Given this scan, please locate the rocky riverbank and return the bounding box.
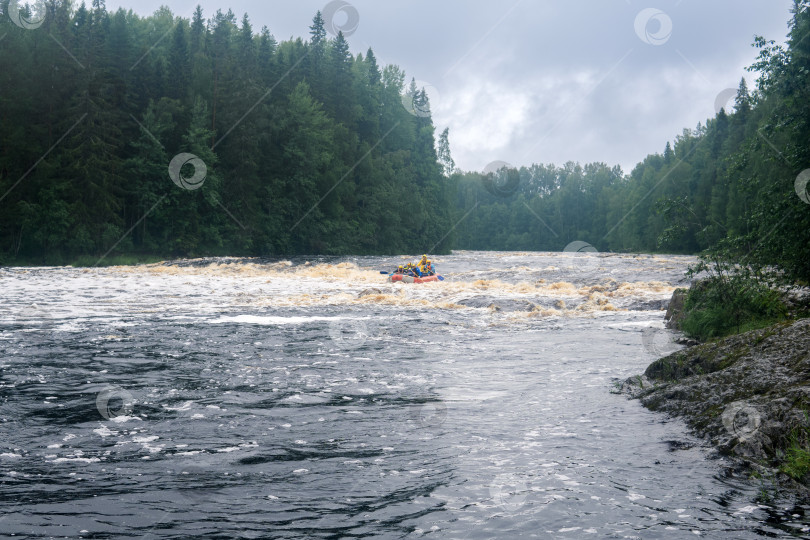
[621,317,810,492]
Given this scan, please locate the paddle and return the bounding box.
[437,275,444,281]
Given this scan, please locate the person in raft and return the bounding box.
[392,256,436,277]
[394,263,415,276]
[423,260,435,276]
[405,255,425,277]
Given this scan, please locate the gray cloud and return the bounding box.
[106,0,794,173]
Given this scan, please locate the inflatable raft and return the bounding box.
[388,274,440,284]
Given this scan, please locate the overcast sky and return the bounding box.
[106,0,795,174]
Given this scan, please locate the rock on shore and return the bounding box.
[621,318,810,488]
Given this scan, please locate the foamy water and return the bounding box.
[1,251,682,325]
[0,251,807,538]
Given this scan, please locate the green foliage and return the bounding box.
[649,4,810,339]
[0,3,455,263]
[680,256,789,340]
[454,4,809,290]
[781,428,810,480]
[2,2,809,274]
[453,162,624,251]
[437,127,455,177]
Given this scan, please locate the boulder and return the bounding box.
[357,288,383,298]
[622,318,810,493]
[456,296,538,312]
[664,288,688,329]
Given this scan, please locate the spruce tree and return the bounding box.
[437,127,455,177]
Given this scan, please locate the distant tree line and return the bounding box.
[454,2,810,283]
[0,1,456,263]
[0,1,808,285]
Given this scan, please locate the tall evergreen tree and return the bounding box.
[437,127,455,177]
[309,11,326,49]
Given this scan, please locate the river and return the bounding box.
[1,251,808,538]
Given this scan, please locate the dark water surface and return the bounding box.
[1,252,808,538]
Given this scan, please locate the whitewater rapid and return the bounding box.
[1,251,807,538]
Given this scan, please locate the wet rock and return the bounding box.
[665,439,695,451]
[622,318,810,492]
[456,296,538,312]
[454,297,491,309]
[664,288,688,329]
[627,298,670,311]
[357,288,383,298]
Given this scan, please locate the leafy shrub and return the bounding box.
[681,257,788,340]
[781,430,810,481]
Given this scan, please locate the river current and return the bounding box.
[1,251,808,538]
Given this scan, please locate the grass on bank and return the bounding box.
[779,409,810,482]
[676,250,810,342]
[782,435,810,481]
[679,276,790,341]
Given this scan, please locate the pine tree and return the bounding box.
[327,31,354,124]
[309,11,326,49]
[258,26,277,63]
[190,5,205,53]
[734,77,752,116]
[365,48,381,86]
[663,141,673,164]
[238,13,256,72]
[168,20,190,100]
[282,81,336,252]
[437,127,455,177]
